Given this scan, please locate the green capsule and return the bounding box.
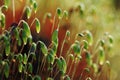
[63,10,68,19]
[64,75,70,80]
[3,35,10,56]
[34,75,41,80]
[71,40,81,56]
[100,39,105,47]
[28,63,33,73]
[29,42,36,53]
[66,30,70,37]
[0,13,5,29]
[56,58,62,70]
[46,13,52,18]
[52,29,58,46]
[22,30,28,45]
[85,51,92,66]
[78,3,85,17]
[99,46,105,65]
[22,20,31,37]
[47,53,54,64]
[4,62,9,78]
[49,49,56,56]
[13,28,19,40]
[4,0,10,7]
[27,74,33,80]
[29,0,34,5]
[92,63,98,73]
[108,35,113,44]
[23,54,27,65]
[35,18,41,33]
[5,42,10,56]
[57,8,62,19]
[17,54,23,63]
[47,77,53,80]
[86,31,93,46]
[60,57,67,73]
[29,52,36,60]
[78,33,84,37]
[18,36,22,46]
[25,6,31,19]
[38,41,48,56]
[18,62,23,73]
[69,54,74,61]
[33,1,38,13]
[83,40,88,50]
[1,5,8,10]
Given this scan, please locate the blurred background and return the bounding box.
[36,0,120,79]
